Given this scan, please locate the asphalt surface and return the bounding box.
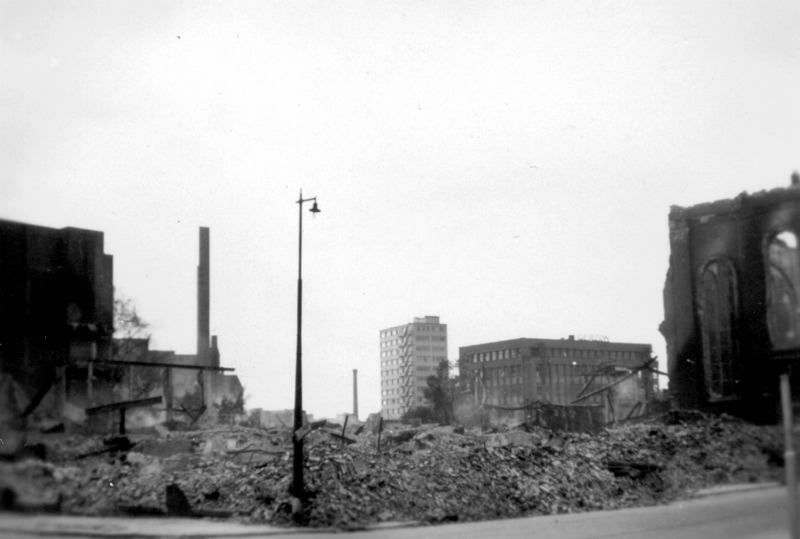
[0,483,788,539]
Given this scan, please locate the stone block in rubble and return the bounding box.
[124,451,164,474]
[481,433,509,449]
[232,451,278,465]
[414,432,437,450]
[141,460,164,476]
[125,451,148,465]
[202,437,225,455]
[502,431,540,447]
[137,439,193,458]
[384,428,422,445]
[480,431,540,449]
[365,413,383,434]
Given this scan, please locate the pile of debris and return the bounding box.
[0,413,786,529]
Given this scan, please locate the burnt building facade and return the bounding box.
[1,220,242,427]
[661,177,800,420]
[0,219,114,407]
[458,336,653,409]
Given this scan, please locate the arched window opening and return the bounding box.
[697,260,740,400]
[766,231,800,349]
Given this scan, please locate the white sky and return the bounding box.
[2,1,799,419]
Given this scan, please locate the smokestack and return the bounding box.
[197,227,210,366]
[210,335,220,368]
[353,369,359,419]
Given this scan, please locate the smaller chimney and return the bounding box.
[353,369,359,419]
[210,335,220,368]
[792,171,800,186]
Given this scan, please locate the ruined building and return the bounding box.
[0,219,242,427]
[0,219,114,413]
[111,227,243,426]
[661,175,800,421]
[380,316,448,420]
[458,336,654,427]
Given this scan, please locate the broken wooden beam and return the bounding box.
[85,396,163,416]
[88,358,235,372]
[293,420,327,442]
[329,432,357,445]
[570,370,639,405]
[341,415,349,445]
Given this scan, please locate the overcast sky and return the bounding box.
[2,1,799,419]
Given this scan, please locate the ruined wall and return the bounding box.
[0,219,113,409]
[459,337,653,411]
[662,181,800,421]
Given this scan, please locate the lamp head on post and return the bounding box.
[310,201,321,214]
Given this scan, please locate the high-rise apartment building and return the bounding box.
[380,316,448,419]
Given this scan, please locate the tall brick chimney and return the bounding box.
[353,369,359,419]
[197,227,210,366]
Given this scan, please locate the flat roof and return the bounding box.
[459,337,651,353]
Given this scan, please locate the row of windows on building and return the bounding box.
[380,335,446,347]
[480,365,523,386]
[381,356,441,367]
[381,326,445,339]
[475,362,631,381]
[465,348,643,364]
[548,349,642,361]
[381,385,428,397]
[382,387,416,396]
[381,368,434,386]
[381,361,438,377]
[382,396,426,407]
[415,345,446,352]
[381,346,446,358]
[381,368,439,379]
[474,364,635,405]
[381,365,435,374]
[466,349,520,363]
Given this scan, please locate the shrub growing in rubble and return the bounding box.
[112,293,159,399]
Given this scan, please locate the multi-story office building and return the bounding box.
[380,316,448,419]
[459,336,653,408]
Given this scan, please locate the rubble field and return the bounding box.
[0,413,787,529]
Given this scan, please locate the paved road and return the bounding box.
[0,484,790,539]
[357,486,789,539]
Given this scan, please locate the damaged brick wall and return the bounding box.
[0,219,113,414]
[661,177,800,421]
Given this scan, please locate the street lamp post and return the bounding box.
[293,191,320,499]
